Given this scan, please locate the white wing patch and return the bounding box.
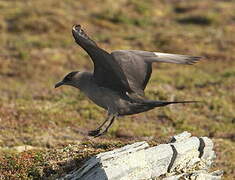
[153,52,202,65]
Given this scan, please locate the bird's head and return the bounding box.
[55,71,81,88]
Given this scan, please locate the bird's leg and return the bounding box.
[88,114,116,137]
[94,115,116,137]
[88,115,110,136]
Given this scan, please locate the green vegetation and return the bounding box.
[0,0,234,179]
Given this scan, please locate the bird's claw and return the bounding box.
[88,129,101,137]
[88,129,107,137]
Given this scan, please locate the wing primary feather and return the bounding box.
[153,52,202,65]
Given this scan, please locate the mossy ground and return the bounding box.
[0,0,234,179]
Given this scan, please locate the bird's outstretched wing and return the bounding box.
[72,25,202,99]
[72,25,132,93]
[111,50,202,96]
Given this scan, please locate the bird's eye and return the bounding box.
[63,71,78,81]
[64,75,72,81]
[64,77,70,81]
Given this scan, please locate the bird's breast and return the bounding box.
[81,83,126,112]
[81,84,156,116]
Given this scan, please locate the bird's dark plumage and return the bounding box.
[55,24,202,137]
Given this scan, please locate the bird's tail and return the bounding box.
[150,100,199,107]
[120,99,199,116]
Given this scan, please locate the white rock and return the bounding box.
[59,132,222,180]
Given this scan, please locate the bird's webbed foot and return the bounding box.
[88,128,101,137]
[89,129,108,137]
[88,114,116,137]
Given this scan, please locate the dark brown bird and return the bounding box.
[55,25,202,137]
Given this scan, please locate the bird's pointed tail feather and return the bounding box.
[152,100,199,107]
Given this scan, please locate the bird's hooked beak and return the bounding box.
[54,81,64,88]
